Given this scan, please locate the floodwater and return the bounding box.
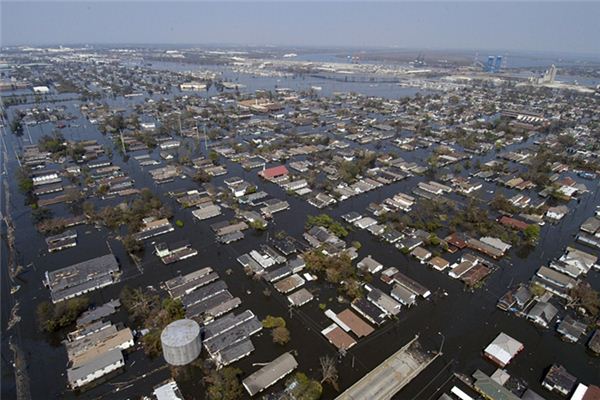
[1,67,599,400]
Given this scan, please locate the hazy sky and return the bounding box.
[2,1,599,54]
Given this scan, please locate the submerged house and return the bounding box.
[483,332,524,367]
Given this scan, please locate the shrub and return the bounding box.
[262,315,286,329]
[272,326,291,345]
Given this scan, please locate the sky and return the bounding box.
[1,1,599,55]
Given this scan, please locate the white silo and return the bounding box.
[161,319,202,366]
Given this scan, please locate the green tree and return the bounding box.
[261,315,286,329]
[286,372,323,400]
[524,224,540,245]
[205,367,243,400]
[36,297,89,332]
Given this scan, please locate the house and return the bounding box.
[588,330,600,355]
[321,323,356,350]
[342,212,362,223]
[242,353,298,397]
[364,284,401,316]
[336,309,374,337]
[397,237,423,252]
[391,284,416,306]
[67,349,124,389]
[497,285,533,312]
[571,384,600,400]
[153,379,184,400]
[527,301,558,328]
[480,237,512,254]
[542,364,576,396]
[354,216,377,230]
[410,246,432,263]
[534,266,576,297]
[556,315,587,343]
[259,165,289,180]
[557,247,597,277]
[44,254,120,303]
[391,271,431,298]
[351,298,387,326]
[472,370,520,400]
[357,256,383,274]
[445,232,468,249]
[428,256,450,271]
[483,332,524,367]
[499,216,529,231]
[546,205,569,221]
[287,289,313,307]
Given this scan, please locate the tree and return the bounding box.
[16,167,33,194]
[305,214,348,238]
[205,367,243,400]
[36,297,89,332]
[320,355,339,391]
[32,207,53,223]
[123,234,143,254]
[272,326,290,345]
[568,283,600,317]
[10,118,24,136]
[523,224,540,245]
[261,315,286,329]
[286,372,323,400]
[249,219,267,231]
[193,170,211,183]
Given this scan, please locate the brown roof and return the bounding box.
[429,256,449,269]
[499,216,529,231]
[445,232,468,249]
[323,325,356,350]
[583,385,600,400]
[461,264,491,286]
[337,309,374,337]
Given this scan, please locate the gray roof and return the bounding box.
[67,348,123,387]
[472,370,520,400]
[46,255,119,302]
[243,353,298,396]
[527,301,558,325]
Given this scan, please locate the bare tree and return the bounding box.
[320,355,339,391]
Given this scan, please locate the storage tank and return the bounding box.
[161,319,202,366]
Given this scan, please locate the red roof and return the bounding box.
[445,232,467,249]
[260,165,289,179]
[499,216,529,231]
